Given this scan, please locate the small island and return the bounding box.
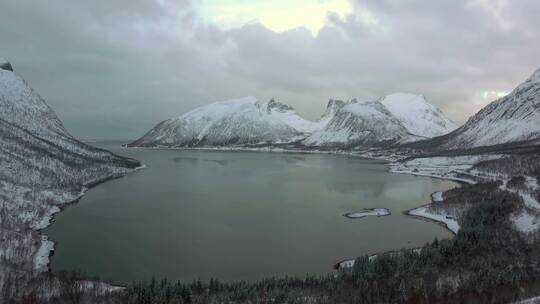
[343,208,391,219]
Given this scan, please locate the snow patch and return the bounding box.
[511,210,540,234]
[408,206,460,234]
[432,191,444,203]
[34,235,54,272]
[343,208,390,219]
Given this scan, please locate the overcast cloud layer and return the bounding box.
[1,0,539,139]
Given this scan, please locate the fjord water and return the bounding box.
[46,143,456,284]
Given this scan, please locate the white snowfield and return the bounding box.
[130,92,458,149]
[0,60,139,277]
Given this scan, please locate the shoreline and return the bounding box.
[124,145,404,162]
[404,206,459,235]
[40,145,508,284]
[34,163,146,276]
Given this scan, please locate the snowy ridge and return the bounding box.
[415,68,540,150]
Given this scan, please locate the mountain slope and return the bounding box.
[0,58,140,277]
[303,93,457,148]
[409,69,540,151]
[129,97,317,147]
[380,93,458,138]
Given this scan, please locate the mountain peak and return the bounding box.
[380,93,458,138]
[265,98,294,113]
[0,57,13,72]
[323,99,347,116]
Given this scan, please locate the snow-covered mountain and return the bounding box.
[129,97,318,147]
[303,93,458,148]
[131,93,457,149]
[412,69,540,151]
[0,58,139,274]
[380,93,458,138]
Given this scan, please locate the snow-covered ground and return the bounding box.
[391,154,540,236]
[389,154,504,184]
[511,210,540,234]
[408,206,460,234]
[431,191,444,202]
[343,208,390,219]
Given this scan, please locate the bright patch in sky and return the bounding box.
[197,0,353,34]
[480,90,509,100]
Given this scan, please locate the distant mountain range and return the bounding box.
[129,93,458,149]
[130,69,540,152]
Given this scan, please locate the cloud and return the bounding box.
[196,0,353,35]
[0,0,538,139]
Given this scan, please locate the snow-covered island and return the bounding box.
[343,208,390,219]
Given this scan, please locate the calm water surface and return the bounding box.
[46,143,457,284]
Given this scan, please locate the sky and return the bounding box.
[0,0,539,140]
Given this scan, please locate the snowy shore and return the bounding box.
[335,152,540,270]
[31,163,146,272]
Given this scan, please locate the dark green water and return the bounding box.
[46,144,456,284]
